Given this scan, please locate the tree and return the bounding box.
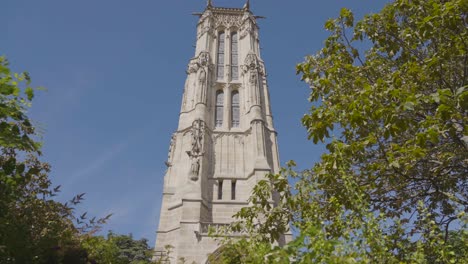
[0,56,110,263]
[213,0,468,263]
[82,232,154,264]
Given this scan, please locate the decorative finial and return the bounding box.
[243,0,250,10]
[207,0,212,8]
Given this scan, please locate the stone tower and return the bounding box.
[154,1,289,263]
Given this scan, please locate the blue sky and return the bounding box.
[2,0,389,245]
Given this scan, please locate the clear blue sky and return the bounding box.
[2,0,389,245]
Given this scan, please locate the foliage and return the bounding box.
[82,232,154,264]
[213,0,468,263]
[0,56,110,263]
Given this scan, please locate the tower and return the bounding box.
[154,1,290,263]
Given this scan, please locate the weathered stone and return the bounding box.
[154,2,291,263]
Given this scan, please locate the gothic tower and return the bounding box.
[154,1,290,263]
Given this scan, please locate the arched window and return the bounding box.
[217,32,225,80]
[231,91,239,127]
[215,90,224,127]
[230,32,239,80]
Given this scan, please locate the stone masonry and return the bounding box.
[154,1,292,263]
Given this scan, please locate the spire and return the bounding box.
[207,0,212,8]
[243,0,250,10]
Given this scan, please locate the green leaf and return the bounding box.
[25,87,34,100]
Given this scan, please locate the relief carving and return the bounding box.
[198,51,210,67]
[191,119,204,155]
[187,119,205,181]
[166,133,176,166]
[243,52,260,83]
[190,157,200,180]
[249,70,258,85]
[187,60,199,74]
[185,52,211,109]
[198,68,206,91]
[244,52,258,70]
[187,51,210,74]
[214,14,243,28]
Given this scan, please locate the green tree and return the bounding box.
[0,56,109,264]
[213,0,468,263]
[82,232,154,264]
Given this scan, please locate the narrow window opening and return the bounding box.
[230,32,238,80]
[231,91,239,127]
[231,180,236,200]
[215,90,224,127]
[217,32,225,80]
[218,180,223,200]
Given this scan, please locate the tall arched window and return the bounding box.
[217,32,225,80]
[231,91,239,127]
[215,90,224,127]
[231,32,239,80]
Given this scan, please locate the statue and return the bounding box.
[190,157,200,181]
[198,51,210,67]
[167,134,176,163]
[187,119,205,181]
[198,68,206,89]
[249,70,257,85]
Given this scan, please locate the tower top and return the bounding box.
[205,0,251,11]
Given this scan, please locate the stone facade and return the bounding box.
[154,1,291,263]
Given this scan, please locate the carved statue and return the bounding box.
[197,68,207,103]
[191,119,204,155]
[198,69,206,88]
[245,53,258,70]
[187,60,199,74]
[198,51,210,67]
[190,157,200,181]
[249,70,257,85]
[167,134,176,163]
[186,119,205,181]
[182,79,189,109]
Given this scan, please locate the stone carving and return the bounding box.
[198,51,210,67]
[191,119,204,154]
[244,52,258,70]
[242,52,264,78]
[187,60,199,74]
[182,78,190,109]
[186,119,205,181]
[166,133,176,165]
[187,51,210,74]
[197,52,210,104]
[214,14,243,28]
[190,157,200,181]
[249,70,257,85]
[197,68,207,104]
[184,52,211,108]
[243,52,260,83]
[198,68,206,88]
[188,51,210,74]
